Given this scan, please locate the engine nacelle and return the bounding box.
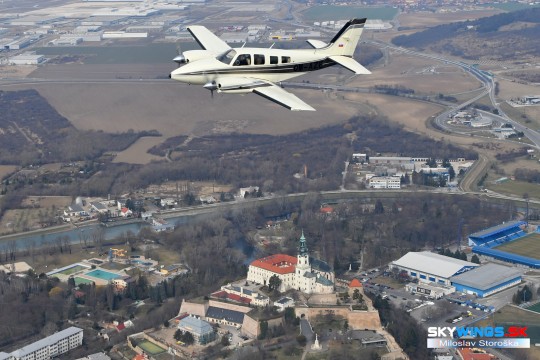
[216,77,260,94]
[175,50,212,64]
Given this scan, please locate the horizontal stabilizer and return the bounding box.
[306,39,327,49]
[329,55,371,75]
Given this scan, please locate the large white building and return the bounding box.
[247,232,334,294]
[2,327,83,360]
[390,251,478,286]
[369,176,401,189]
[9,53,46,65]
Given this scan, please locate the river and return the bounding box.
[0,212,255,263]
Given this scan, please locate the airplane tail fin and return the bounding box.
[317,18,366,57]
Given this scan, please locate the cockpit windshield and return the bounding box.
[216,49,237,64]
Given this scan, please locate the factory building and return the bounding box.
[9,53,46,65]
[390,251,478,285]
[450,263,522,298]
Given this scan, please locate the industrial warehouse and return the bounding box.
[391,252,523,298]
[450,263,522,298]
[389,251,479,286]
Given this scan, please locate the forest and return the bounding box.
[124,114,475,196]
[0,90,159,165]
[392,7,540,60]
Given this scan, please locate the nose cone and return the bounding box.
[170,66,189,82]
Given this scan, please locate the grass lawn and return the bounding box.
[473,305,540,358]
[311,315,347,335]
[487,180,540,200]
[269,345,304,360]
[495,233,540,260]
[100,262,131,271]
[371,276,405,289]
[149,247,182,266]
[57,264,88,275]
[500,102,540,130]
[74,277,94,285]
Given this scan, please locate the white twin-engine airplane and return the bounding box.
[169,18,370,111]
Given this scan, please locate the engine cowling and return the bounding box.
[216,77,264,94]
[174,50,212,64]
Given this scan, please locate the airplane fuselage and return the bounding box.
[170,47,337,86]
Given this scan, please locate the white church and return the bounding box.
[247,231,335,294]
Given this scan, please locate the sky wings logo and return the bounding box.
[427,326,530,349]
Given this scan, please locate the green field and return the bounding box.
[487,179,540,201]
[301,6,398,21]
[56,264,88,276]
[495,233,540,260]
[137,340,166,355]
[74,277,94,285]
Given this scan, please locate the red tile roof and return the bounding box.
[349,278,363,288]
[458,348,495,360]
[250,254,297,274]
[228,293,252,304]
[175,313,189,322]
[211,291,252,304]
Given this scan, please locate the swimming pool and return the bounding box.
[85,269,122,281]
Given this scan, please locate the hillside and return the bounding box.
[0,90,158,165]
[392,7,540,61]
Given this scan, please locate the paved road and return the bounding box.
[365,39,540,150]
[459,154,489,192]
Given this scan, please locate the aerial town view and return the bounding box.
[1,0,540,359]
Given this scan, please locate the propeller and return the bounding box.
[203,80,218,99]
[173,43,186,67]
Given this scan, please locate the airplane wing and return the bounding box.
[329,55,371,75]
[187,25,231,53]
[215,77,315,111]
[253,84,316,111]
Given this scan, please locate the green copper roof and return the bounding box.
[299,230,308,256]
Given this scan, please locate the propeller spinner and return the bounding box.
[203,80,218,98]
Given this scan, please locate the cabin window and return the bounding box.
[254,54,265,65]
[281,56,291,63]
[216,49,236,64]
[234,54,251,66]
[270,56,278,65]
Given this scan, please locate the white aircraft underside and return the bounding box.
[170,19,370,111]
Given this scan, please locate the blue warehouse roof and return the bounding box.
[450,263,522,290]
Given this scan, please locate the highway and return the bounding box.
[365,39,540,150]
